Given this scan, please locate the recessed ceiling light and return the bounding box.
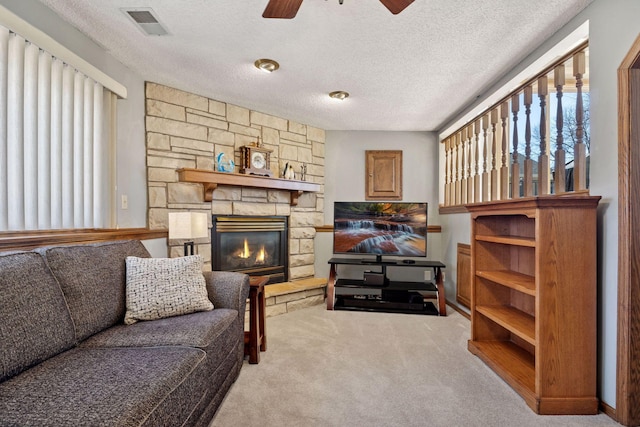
[254,59,280,73]
[329,91,349,100]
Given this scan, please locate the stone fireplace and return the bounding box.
[144,82,325,282]
[211,215,288,283]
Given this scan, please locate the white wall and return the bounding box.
[142,238,170,258]
[315,130,443,285]
[437,0,640,407]
[0,0,148,229]
[436,212,469,309]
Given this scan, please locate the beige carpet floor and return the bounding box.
[210,304,619,427]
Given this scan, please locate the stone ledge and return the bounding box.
[266,278,327,317]
[244,277,327,326]
[265,277,328,298]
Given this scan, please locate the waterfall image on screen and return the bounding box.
[333,202,427,257]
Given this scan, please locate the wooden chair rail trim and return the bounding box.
[0,228,168,252]
[439,191,592,215]
[439,205,469,214]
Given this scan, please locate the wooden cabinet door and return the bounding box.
[365,150,402,200]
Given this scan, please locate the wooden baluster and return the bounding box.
[460,129,467,204]
[554,64,566,194]
[458,131,465,205]
[450,137,455,205]
[474,118,481,203]
[449,136,456,206]
[538,75,550,195]
[466,126,473,204]
[573,51,587,191]
[500,101,509,200]
[511,93,520,198]
[523,85,534,197]
[444,138,450,206]
[482,113,490,201]
[455,132,461,205]
[490,108,499,200]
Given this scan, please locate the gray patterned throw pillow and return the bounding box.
[124,255,213,325]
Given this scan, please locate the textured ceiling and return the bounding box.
[37,0,592,131]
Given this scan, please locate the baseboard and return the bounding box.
[599,400,616,421]
[447,302,470,319]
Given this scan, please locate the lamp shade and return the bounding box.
[168,212,209,240]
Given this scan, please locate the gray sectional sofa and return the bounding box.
[0,240,250,426]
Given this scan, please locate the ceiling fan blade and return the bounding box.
[379,0,415,14]
[262,0,304,19]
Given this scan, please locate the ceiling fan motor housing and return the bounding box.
[263,0,414,18]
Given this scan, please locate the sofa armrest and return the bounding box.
[204,271,250,314]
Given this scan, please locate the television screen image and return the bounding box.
[333,202,427,257]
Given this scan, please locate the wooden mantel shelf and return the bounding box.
[177,168,321,206]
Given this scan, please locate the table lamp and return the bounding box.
[168,212,209,256]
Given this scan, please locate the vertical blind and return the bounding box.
[0,25,114,231]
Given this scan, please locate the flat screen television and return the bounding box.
[333,202,427,261]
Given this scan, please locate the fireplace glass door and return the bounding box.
[212,216,288,283]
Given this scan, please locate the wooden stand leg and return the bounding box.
[248,287,259,364]
[258,286,266,352]
[436,267,447,316]
[245,276,268,364]
[327,264,336,310]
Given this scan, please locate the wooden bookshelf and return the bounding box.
[467,196,600,415]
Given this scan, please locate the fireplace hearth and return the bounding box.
[211,215,288,284]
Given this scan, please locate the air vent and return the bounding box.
[128,11,157,24]
[121,8,169,36]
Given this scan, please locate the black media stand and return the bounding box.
[327,257,446,316]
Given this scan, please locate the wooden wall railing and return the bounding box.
[441,44,589,210]
[0,228,167,252]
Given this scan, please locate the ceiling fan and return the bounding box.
[262,0,415,19]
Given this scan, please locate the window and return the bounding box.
[0,8,125,232]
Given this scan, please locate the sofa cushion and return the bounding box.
[82,308,237,349]
[0,346,206,427]
[124,255,213,325]
[41,240,151,341]
[0,252,76,382]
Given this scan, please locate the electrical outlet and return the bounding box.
[121,195,128,210]
[424,270,432,281]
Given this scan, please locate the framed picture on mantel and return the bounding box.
[365,150,402,200]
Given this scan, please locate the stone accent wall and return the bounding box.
[145,82,325,280]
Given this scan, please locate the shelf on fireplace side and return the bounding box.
[177,168,321,206]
